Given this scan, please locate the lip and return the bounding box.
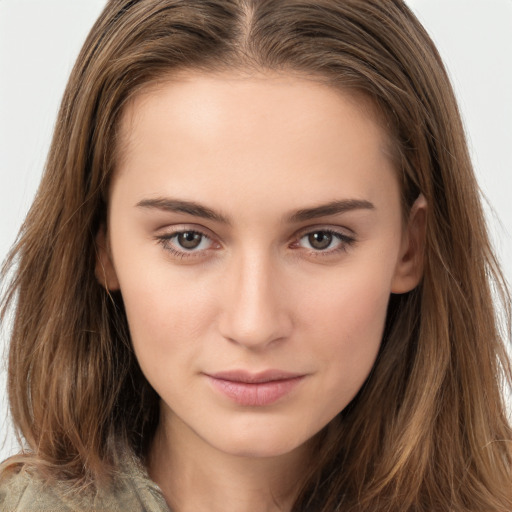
[205,370,306,406]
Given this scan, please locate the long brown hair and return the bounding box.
[2,0,511,510]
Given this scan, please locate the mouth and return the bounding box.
[205,370,306,406]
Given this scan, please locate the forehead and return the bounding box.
[117,69,391,157]
[112,69,398,215]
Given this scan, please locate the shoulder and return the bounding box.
[0,458,171,512]
[0,467,70,512]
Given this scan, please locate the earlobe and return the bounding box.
[95,224,120,291]
[391,194,427,294]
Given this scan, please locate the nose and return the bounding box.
[218,249,293,350]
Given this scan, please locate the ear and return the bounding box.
[391,194,427,294]
[95,223,120,291]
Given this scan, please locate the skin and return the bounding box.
[97,70,426,512]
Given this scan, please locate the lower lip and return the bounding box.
[207,376,305,406]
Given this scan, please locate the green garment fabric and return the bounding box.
[0,455,171,512]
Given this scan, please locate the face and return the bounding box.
[98,70,424,460]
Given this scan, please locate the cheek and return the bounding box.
[298,268,391,399]
[117,263,215,377]
[299,262,391,344]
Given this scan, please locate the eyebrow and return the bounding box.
[136,198,231,224]
[136,197,375,224]
[287,199,375,223]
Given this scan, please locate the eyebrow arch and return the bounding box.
[136,198,231,224]
[287,199,375,223]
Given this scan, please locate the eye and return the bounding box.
[157,229,214,257]
[297,229,355,253]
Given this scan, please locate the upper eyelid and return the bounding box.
[156,224,216,239]
[294,224,356,239]
[155,224,216,247]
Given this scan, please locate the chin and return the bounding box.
[199,421,315,460]
[217,439,305,460]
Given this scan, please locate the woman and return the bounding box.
[1,0,511,510]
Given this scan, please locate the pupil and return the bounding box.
[178,232,202,249]
[309,232,332,250]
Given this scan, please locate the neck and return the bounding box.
[147,412,311,512]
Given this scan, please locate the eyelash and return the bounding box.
[155,227,356,260]
[294,228,356,256]
[156,229,215,259]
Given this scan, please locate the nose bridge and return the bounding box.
[219,246,291,349]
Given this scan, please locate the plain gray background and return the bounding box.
[1,0,511,462]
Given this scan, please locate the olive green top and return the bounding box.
[0,456,171,512]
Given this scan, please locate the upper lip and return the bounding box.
[206,370,304,383]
